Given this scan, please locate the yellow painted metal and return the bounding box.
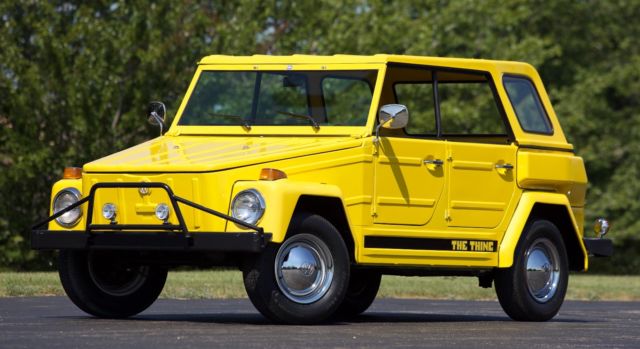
[373,137,446,225]
[517,149,587,207]
[83,136,363,173]
[447,141,518,228]
[227,180,345,243]
[80,172,229,231]
[359,138,522,268]
[45,54,589,271]
[498,191,588,270]
[572,206,585,238]
[51,137,373,236]
[359,224,501,267]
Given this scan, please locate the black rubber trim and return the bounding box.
[583,238,613,257]
[518,144,575,153]
[365,236,497,252]
[31,230,272,253]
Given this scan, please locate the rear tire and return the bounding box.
[494,220,569,321]
[59,250,167,318]
[335,270,381,318]
[243,214,350,324]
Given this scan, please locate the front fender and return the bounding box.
[227,180,344,243]
[498,191,588,269]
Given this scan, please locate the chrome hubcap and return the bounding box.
[525,238,560,303]
[275,234,334,304]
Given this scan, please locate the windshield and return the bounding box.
[178,70,377,127]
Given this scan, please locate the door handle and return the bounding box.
[495,163,514,170]
[424,159,444,166]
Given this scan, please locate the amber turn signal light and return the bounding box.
[259,168,287,181]
[63,167,83,179]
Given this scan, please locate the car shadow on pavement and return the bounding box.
[347,312,590,324]
[52,311,591,326]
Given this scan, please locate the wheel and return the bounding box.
[494,219,569,321]
[58,250,167,318]
[335,270,381,318]
[242,214,350,324]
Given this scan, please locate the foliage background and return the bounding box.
[1,0,638,272]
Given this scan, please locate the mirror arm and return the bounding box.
[147,101,166,137]
[374,116,394,144]
[150,112,164,136]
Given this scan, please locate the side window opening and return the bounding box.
[503,76,553,134]
[394,82,436,135]
[386,64,509,142]
[438,76,507,136]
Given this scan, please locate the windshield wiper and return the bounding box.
[275,110,320,130]
[205,112,252,130]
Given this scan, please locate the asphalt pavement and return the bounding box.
[1,297,638,348]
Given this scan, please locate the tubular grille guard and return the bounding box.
[32,182,265,237]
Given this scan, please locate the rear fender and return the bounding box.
[498,191,588,271]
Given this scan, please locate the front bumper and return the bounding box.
[583,238,613,257]
[31,230,271,252]
[32,182,271,253]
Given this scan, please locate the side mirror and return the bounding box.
[378,104,409,129]
[147,101,166,135]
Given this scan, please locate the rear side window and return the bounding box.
[503,76,553,134]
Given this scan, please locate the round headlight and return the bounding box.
[231,189,265,225]
[155,203,170,221]
[102,203,117,221]
[53,188,82,227]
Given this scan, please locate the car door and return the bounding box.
[373,136,446,225]
[436,70,517,230]
[371,70,446,226]
[446,141,517,228]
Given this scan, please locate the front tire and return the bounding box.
[495,220,569,321]
[242,214,350,324]
[59,250,167,318]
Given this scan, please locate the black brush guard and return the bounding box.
[31,182,271,252]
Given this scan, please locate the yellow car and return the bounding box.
[32,54,612,324]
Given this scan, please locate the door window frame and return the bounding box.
[384,63,515,144]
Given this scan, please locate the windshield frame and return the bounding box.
[168,63,385,136]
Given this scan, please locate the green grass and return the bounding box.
[1,271,639,301]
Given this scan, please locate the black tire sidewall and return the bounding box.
[243,214,350,324]
[496,220,569,321]
[335,270,381,318]
[58,250,167,318]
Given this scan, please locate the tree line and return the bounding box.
[1,0,638,272]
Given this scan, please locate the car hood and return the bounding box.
[83,135,362,173]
